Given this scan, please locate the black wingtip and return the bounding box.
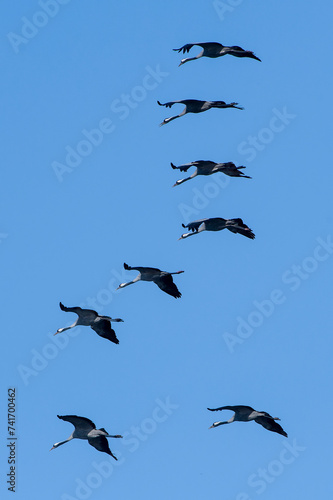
[59,302,65,310]
[171,162,176,169]
[157,100,162,106]
[123,263,130,270]
[182,223,186,228]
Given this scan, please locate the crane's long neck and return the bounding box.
[209,420,230,428]
[179,55,200,66]
[173,172,197,186]
[55,322,77,335]
[160,115,180,126]
[179,231,196,240]
[51,435,73,450]
[117,276,140,290]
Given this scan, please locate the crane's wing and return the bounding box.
[57,415,96,431]
[154,275,182,298]
[228,46,261,61]
[182,219,208,232]
[226,219,255,239]
[173,42,223,53]
[218,163,251,178]
[207,405,255,414]
[88,436,118,459]
[59,303,98,318]
[230,45,245,51]
[124,263,162,274]
[157,100,179,108]
[193,160,217,169]
[254,416,288,437]
[91,319,119,344]
[171,162,194,172]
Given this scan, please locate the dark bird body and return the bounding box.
[157,99,243,126]
[174,42,261,66]
[50,415,123,459]
[171,160,251,186]
[180,218,255,240]
[207,405,287,437]
[117,263,184,298]
[55,302,123,344]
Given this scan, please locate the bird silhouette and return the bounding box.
[50,415,123,459]
[174,42,261,66]
[157,99,243,126]
[171,160,251,186]
[207,405,287,437]
[117,263,184,298]
[179,218,255,240]
[55,302,123,344]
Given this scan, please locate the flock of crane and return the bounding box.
[51,41,288,460]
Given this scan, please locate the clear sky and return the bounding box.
[1,1,333,499]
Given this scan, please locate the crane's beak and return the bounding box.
[50,446,55,451]
[208,425,214,429]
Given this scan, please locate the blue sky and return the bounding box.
[1,1,333,499]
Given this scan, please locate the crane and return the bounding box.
[207,405,287,437]
[55,302,123,344]
[157,99,243,126]
[179,218,255,240]
[174,42,261,66]
[116,263,184,298]
[50,415,123,459]
[171,160,251,186]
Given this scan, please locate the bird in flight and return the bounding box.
[171,160,251,186]
[179,218,255,240]
[55,302,123,344]
[50,415,123,459]
[207,405,287,437]
[174,42,261,66]
[157,99,244,126]
[117,263,184,298]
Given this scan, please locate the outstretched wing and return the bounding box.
[207,405,255,414]
[57,415,96,432]
[219,163,251,178]
[173,42,223,53]
[255,416,288,437]
[59,302,98,318]
[157,100,178,108]
[91,319,119,344]
[88,436,118,459]
[230,45,245,51]
[228,46,261,61]
[227,219,255,239]
[154,275,182,298]
[182,219,208,232]
[171,162,193,172]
